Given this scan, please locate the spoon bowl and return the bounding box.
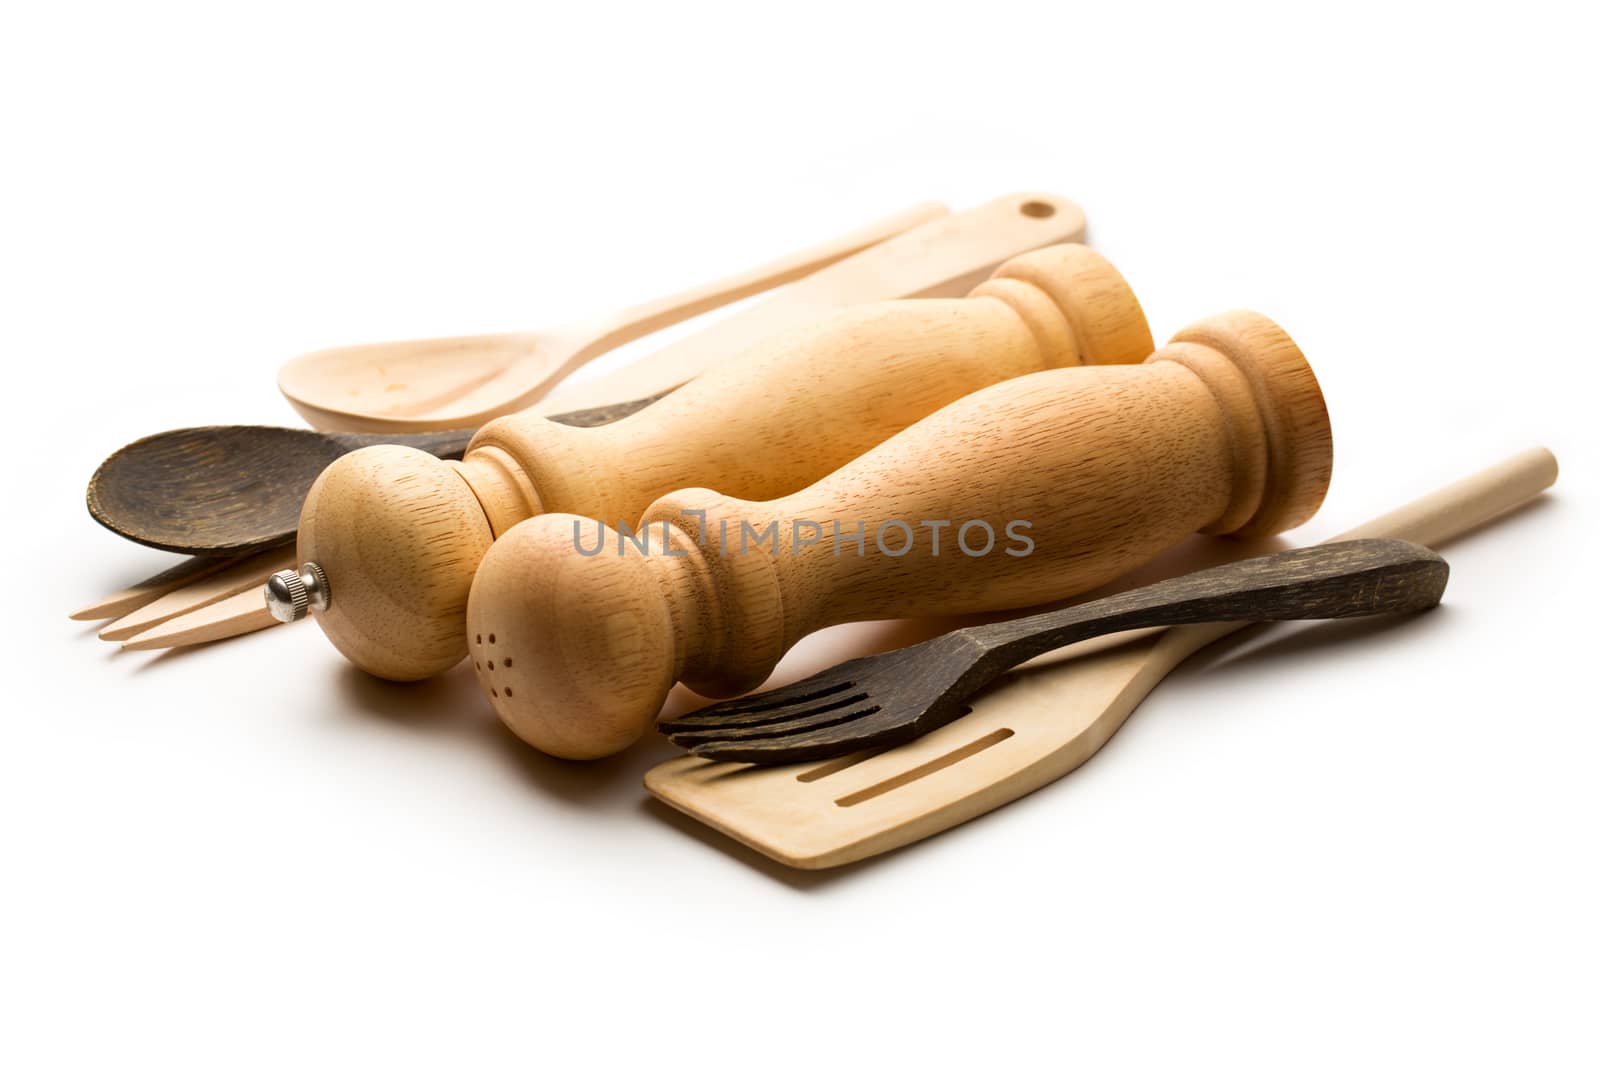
[278,330,570,434]
[86,393,662,555]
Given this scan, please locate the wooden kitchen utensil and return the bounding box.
[96,546,297,641]
[87,192,1086,555]
[277,202,947,433]
[660,539,1448,762]
[69,554,241,621]
[86,393,662,556]
[466,309,1333,759]
[280,193,1087,433]
[120,587,277,652]
[645,447,1558,869]
[525,192,1089,416]
[288,244,1153,681]
[80,191,1089,649]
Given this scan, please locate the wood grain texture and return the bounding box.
[527,192,1089,415]
[84,393,664,556]
[306,243,1150,681]
[644,448,1558,868]
[98,546,297,641]
[119,587,277,651]
[79,393,667,655]
[661,539,1449,761]
[277,202,950,433]
[467,309,1332,759]
[88,193,1086,642]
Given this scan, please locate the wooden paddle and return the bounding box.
[645,448,1558,869]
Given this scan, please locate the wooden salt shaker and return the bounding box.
[284,245,1153,679]
[465,311,1333,758]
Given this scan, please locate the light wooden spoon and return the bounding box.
[277,203,946,433]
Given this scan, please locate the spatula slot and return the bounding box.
[796,749,883,783]
[833,727,1014,808]
[798,703,978,783]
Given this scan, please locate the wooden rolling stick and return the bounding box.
[281,245,1155,680]
[465,310,1333,759]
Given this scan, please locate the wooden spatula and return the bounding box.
[644,448,1559,869]
[523,192,1088,415]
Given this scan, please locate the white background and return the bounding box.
[4,2,1596,1063]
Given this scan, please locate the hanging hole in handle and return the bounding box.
[1019,200,1056,218]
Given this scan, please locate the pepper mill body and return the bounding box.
[465,311,1333,759]
[292,245,1154,680]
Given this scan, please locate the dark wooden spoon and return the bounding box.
[86,392,666,556]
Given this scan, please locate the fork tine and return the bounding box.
[662,693,879,746]
[657,680,856,733]
[684,716,915,764]
[680,696,977,764]
[659,688,868,740]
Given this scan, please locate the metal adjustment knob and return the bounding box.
[263,561,331,623]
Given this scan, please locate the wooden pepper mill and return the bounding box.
[464,310,1333,759]
[281,245,1154,680]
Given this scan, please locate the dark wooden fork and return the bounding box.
[659,539,1449,764]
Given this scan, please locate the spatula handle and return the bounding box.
[565,202,951,362]
[1148,447,1560,664]
[969,539,1447,675]
[532,192,1090,413]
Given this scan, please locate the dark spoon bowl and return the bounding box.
[86,392,664,556]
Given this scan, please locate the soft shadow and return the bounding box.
[641,797,885,890]
[491,722,678,810]
[75,621,114,642]
[127,617,293,674]
[333,662,486,738]
[640,789,1013,891]
[333,661,678,812]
